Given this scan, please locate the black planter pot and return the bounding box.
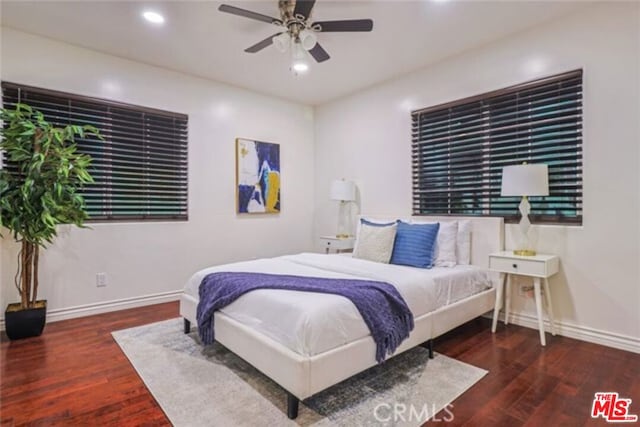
[4,300,47,340]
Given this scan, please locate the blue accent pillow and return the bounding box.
[390,221,440,269]
[360,218,396,227]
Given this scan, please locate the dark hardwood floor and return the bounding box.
[1,303,177,426]
[1,302,638,426]
[429,319,639,426]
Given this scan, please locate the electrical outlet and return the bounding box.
[96,272,108,287]
[520,285,534,298]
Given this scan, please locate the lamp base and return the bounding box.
[336,201,352,238]
[513,249,537,256]
[514,196,537,257]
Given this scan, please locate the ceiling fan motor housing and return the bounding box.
[278,0,311,38]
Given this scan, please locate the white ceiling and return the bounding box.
[1,1,587,105]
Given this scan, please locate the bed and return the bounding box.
[180,216,504,419]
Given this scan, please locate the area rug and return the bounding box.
[112,318,487,426]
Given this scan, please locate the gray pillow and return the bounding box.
[353,222,397,263]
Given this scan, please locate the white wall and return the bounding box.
[0,29,316,319]
[314,4,640,351]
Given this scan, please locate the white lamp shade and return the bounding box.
[292,39,306,60]
[330,180,356,201]
[290,39,310,75]
[299,29,317,51]
[273,33,290,53]
[501,164,549,196]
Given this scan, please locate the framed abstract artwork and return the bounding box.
[236,138,281,214]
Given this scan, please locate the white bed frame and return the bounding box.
[180,216,504,419]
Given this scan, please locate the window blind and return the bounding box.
[411,69,583,224]
[2,82,188,221]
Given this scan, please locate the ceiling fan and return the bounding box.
[218,0,374,73]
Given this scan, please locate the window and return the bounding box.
[412,70,583,224]
[2,82,188,221]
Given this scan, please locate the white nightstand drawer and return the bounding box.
[489,256,547,276]
[319,236,355,253]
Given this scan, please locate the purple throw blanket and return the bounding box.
[196,272,414,363]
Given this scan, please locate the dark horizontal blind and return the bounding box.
[412,69,583,224]
[2,82,188,221]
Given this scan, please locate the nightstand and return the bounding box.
[319,236,355,254]
[489,251,559,345]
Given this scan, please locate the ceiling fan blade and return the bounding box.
[313,19,373,32]
[245,33,283,53]
[293,0,316,20]
[218,4,282,25]
[308,43,330,63]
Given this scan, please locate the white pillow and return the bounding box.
[353,222,397,264]
[433,221,458,267]
[457,220,472,265]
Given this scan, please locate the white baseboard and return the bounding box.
[487,312,640,354]
[0,290,182,330]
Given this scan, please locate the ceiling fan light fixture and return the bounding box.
[142,10,165,24]
[290,39,310,75]
[273,32,291,53]
[299,29,317,51]
[291,61,309,74]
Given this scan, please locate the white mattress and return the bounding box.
[184,253,493,356]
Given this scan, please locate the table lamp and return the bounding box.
[330,179,356,238]
[501,163,549,256]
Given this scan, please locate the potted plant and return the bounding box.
[0,103,100,340]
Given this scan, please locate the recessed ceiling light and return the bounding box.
[142,11,165,24]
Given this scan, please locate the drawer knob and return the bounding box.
[512,263,518,268]
[327,242,331,245]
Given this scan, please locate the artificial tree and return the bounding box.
[0,103,100,337]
